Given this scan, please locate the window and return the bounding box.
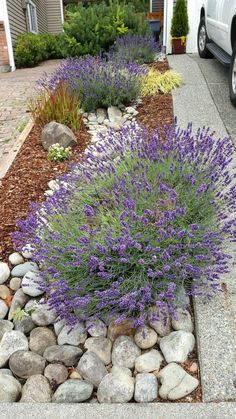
[27,0,38,34]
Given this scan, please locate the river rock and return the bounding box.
[84,337,112,365]
[54,318,65,336]
[31,302,57,326]
[148,306,171,336]
[160,331,195,363]
[14,315,36,334]
[0,300,8,319]
[52,379,93,403]
[111,365,132,377]
[134,373,158,402]
[8,252,24,266]
[135,349,163,373]
[29,327,57,355]
[44,363,68,388]
[20,374,52,402]
[0,319,14,341]
[0,285,11,299]
[172,309,194,333]
[158,363,199,400]
[9,277,22,291]
[96,108,107,124]
[8,288,29,321]
[0,368,13,376]
[97,372,134,403]
[107,318,136,341]
[77,351,107,387]
[43,345,82,366]
[41,121,77,151]
[134,326,158,349]
[107,106,122,125]
[11,261,38,277]
[57,322,87,346]
[0,262,10,284]
[86,318,107,337]
[112,336,141,368]
[22,244,34,259]
[21,271,44,297]
[0,374,21,402]
[0,331,28,367]
[9,350,46,378]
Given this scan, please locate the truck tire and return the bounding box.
[229,43,236,107]
[197,18,213,58]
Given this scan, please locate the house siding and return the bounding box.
[6,0,27,45]
[46,0,63,34]
[34,0,48,32]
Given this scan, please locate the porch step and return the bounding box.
[206,42,231,66]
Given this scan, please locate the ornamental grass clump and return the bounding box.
[108,35,160,64]
[140,68,182,96]
[14,124,236,327]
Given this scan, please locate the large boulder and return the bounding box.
[41,121,77,151]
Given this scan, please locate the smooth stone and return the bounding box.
[77,351,107,388]
[172,309,194,333]
[148,306,171,336]
[84,337,112,365]
[8,252,24,266]
[88,113,97,122]
[86,318,107,337]
[175,284,190,307]
[107,106,122,124]
[103,119,110,126]
[11,261,38,278]
[9,350,46,378]
[96,108,107,122]
[158,363,199,400]
[134,326,158,349]
[21,271,45,297]
[29,327,57,355]
[69,370,82,379]
[48,180,60,191]
[111,366,132,377]
[160,331,195,363]
[0,300,8,319]
[41,121,77,151]
[20,374,52,402]
[44,363,68,387]
[8,289,29,321]
[14,315,36,334]
[97,372,134,403]
[57,322,87,346]
[31,302,57,326]
[112,336,141,369]
[134,373,158,402]
[0,331,28,367]
[0,368,13,376]
[125,106,136,114]
[24,299,39,312]
[52,379,93,403]
[0,262,10,284]
[9,277,22,291]
[135,349,164,373]
[21,244,34,259]
[0,285,11,299]
[0,374,21,402]
[43,345,82,367]
[0,319,14,341]
[107,319,136,341]
[54,318,65,336]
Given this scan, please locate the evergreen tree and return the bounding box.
[171,0,189,38]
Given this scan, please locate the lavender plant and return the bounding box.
[108,35,160,64]
[14,123,236,327]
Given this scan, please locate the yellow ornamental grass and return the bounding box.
[140,68,182,96]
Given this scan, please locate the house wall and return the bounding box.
[6,0,27,45]
[0,21,10,68]
[46,0,64,34]
[34,0,48,32]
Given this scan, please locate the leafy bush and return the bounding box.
[48,144,72,162]
[171,0,189,38]
[140,68,182,96]
[38,57,145,112]
[14,124,236,327]
[108,35,160,64]
[29,83,82,132]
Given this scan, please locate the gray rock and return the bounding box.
[11,261,38,277]
[88,113,97,122]
[0,319,14,341]
[48,180,60,191]
[0,368,13,376]
[54,318,65,336]
[29,327,57,355]
[44,363,68,387]
[158,363,199,400]
[134,326,158,349]
[135,349,163,373]
[125,106,136,114]
[20,374,52,402]
[77,351,107,388]
[21,271,45,297]
[86,318,107,337]
[0,300,8,319]
[0,262,10,284]
[97,372,134,403]
[160,331,195,363]
[8,288,29,320]
[9,350,46,378]
[14,315,36,334]
[84,337,112,365]
[8,252,24,266]
[41,121,77,151]
[52,379,93,403]
[57,322,87,346]
[21,244,34,259]
[9,277,21,291]
[31,302,57,326]
[174,284,190,307]
[107,319,136,342]
[134,373,158,402]
[108,106,122,125]
[0,374,21,402]
[148,306,171,336]
[43,345,82,366]
[112,336,141,368]
[172,309,194,333]
[111,366,132,377]
[96,108,107,124]
[24,298,39,312]
[0,331,28,367]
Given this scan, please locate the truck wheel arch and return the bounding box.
[231,16,236,50]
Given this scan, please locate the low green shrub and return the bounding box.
[48,143,72,162]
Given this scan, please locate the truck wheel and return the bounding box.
[229,43,236,107]
[198,18,213,58]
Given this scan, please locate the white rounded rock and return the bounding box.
[8,252,24,266]
[9,277,22,291]
[0,300,8,319]
[0,330,29,368]
[0,374,21,402]
[160,331,195,363]
[84,337,112,365]
[158,363,199,400]
[172,309,194,333]
[0,262,10,284]
[86,318,107,337]
[134,326,158,349]
[134,373,158,402]
[135,349,163,373]
[57,323,87,346]
[112,336,141,368]
[21,271,44,297]
[97,372,134,403]
[22,244,34,259]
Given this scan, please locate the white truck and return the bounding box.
[197,0,236,106]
